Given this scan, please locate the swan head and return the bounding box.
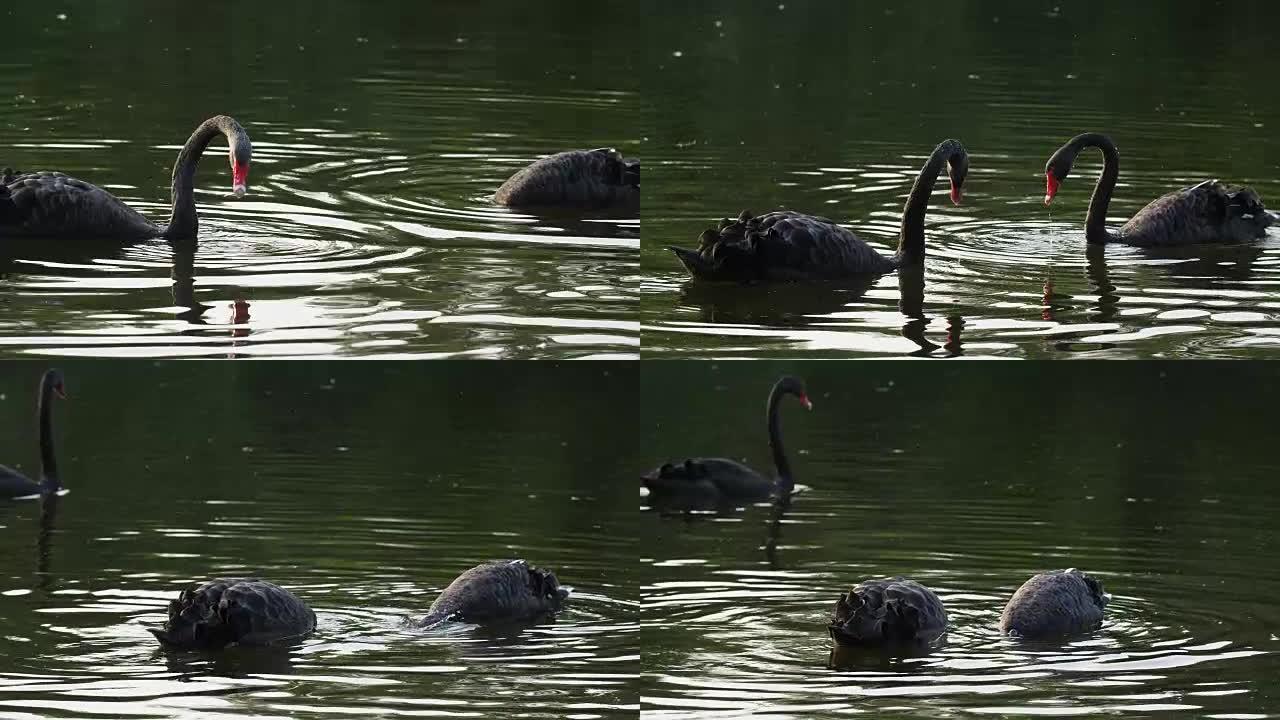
[1044,172,1062,206]
[947,152,969,206]
[775,375,812,411]
[43,368,67,400]
[229,137,252,197]
[1044,143,1079,206]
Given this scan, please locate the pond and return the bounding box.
[0,362,639,718]
[640,0,1280,359]
[640,362,1280,716]
[0,1,639,359]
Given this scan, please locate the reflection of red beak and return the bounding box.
[230,299,251,324]
[54,385,67,400]
[799,394,813,410]
[1045,172,1060,206]
[232,162,250,196]
[950,184,963,206]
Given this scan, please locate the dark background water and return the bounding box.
[640,362,1280,716]
[641,0,1280,358]
[0,361,638,718]
[0,0,639,358]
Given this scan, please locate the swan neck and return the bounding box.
[38,377,58,489]
[767,385,793,492]
[164,116,243,241]
[897,141,960,264]
[1080,135,1120,244]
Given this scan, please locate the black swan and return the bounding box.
[416,560,569,628]
[999,569,1107,639]
[0,369,66,499]
[1,115,251,242]
[1045,133,1275,246]
[668,139,969,283]
[149,578,316,649]
[828,577,947,647]
[643,375,812,503]
[494,148,638,211]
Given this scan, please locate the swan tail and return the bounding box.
[623,159,639,189]
[668,211,768,282]
[150,585,238,649]
[150,579,315,649]
[0,173,16,225]
[523,561,570,607]
[667,245,724,280]
[829,578,945,646]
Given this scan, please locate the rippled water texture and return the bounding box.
[640,363,1280,717]
[641,1,1280,358]
[0,1,639,358]
[0,362,638,718]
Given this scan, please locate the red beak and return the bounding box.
[950,184,963,206]
[232,162,250,196]
[799,394,813,410]
[1045,173,1060,206]
[54,385,67,400]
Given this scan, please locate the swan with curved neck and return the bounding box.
[1,115,251,242]
[642,376,811,503]
[668,139,969,283]
[0,369,67,498]
[1045,132,1274,246]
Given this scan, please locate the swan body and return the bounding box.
[416,560,569,628]
[495,148,638,211]
[1046,133,1274,247]
[1,115,251,242]
[669,139,968,283]
[149,578,316,649]
[1,369,66,499]
[829,577,947,646]
[644,376,812,503]
[643,458,773,501]
[0,465,48,498]
[999,569,1107,639]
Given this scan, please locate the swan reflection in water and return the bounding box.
[674,264,965,358]
[1041,241,1269,353]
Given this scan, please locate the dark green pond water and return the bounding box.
[0,1,639,359]
[641,0,1280,359]
[0,362,638,718]
[640,362,1280,717]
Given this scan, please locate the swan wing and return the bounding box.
[830,577,947,645]
[673,210,895,283]
[1123,181,1271,245]
[1,171,160,239]
[494,149,637,209]
[150,578,315,648]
